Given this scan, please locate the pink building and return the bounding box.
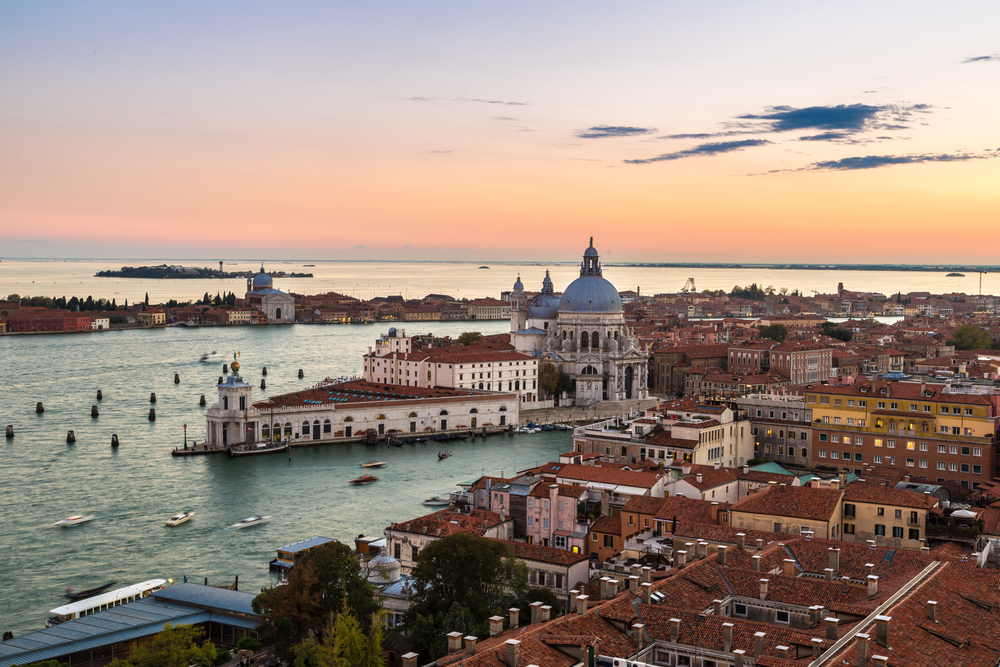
[525,483,589,553]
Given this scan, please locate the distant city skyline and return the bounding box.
[1,1,998,261]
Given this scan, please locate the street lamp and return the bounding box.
[183,423,188,450]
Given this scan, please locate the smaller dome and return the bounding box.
[584,246,599,258]
[387,327,397,337]
[368,553,401,584]
[513,275,524,291]
[542,270,553,291]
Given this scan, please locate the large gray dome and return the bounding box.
[558,239,622,313]
[252,266,273,289]
[559,276,622,313]
[528,293,561,319]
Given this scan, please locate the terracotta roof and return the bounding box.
[528,482,589,499]
[730,485,843,522]
[488,539,590,566]
[254,379,514,409]
[843,481,940,510]
[591,515,622,536]
[387,509,506,538]
[622,495,669,516]
[553,464,662,488]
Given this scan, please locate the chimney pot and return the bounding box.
[874,615,891,647]
[927,600,937,622]
[508,607,520,630]
[670,617,681,643]
[504,639,521,667]
[759,578,769,600]
[775,645,791,659]
[867,575,879,598]
[641,565,653,583]
[575,594,589,615]
[872,656,889,666]
[489,615,505,637]
[865,562,875,577]
[713,599,724,616]
[783,558,795,577]
[751,554,762,572]
[632,623,645,651]
[824,617,839,641]
[857,633,870,665]
[676,550,688,569]
[464,636,478,655]
[716,544,729,565]
[723,622,734,652]
[529,601,543,624]
[733,649,746,667]
[696,473,703,483]
[447,631,464,655]
[811,638,823,658]
[824,567,834,583]
[539,605,551,623]
[628,575,640,592]
[756,538,764,550]
[736,533,746,549]
[754,631,766,657]
[401,652,418,667]
[640,582,652,604]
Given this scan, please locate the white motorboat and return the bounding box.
[199,351,223,363]
[360,461,386,468]
[231,516,271,530]
[52,515,95,527]
[422,496,450,507]
[166,511,195,527]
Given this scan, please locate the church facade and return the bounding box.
[244,266,295,323]
[509,239,649,406]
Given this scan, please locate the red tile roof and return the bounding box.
[730,485,843,522]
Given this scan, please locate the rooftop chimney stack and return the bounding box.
[670,618,681,643]
[752,554,762,572]
[632,623,645,651]
[825,617,840,641]
[529,601,543,624]
[857,633,870,665]
[641,565,653,583]
[872,656,889,666]
[875,615,891,647]
[733,649,745,667]
[717,545,729,565]
[629,575,640,593]
[866,562,875,577]
[737,533,746,549]
[783,558,796,577]
[754,632,766,657]
[504,639,521,667]
[713,599,724,616]
[489,616,505,637]
[447,631,464,655]
[696,473,703,484]
[676,550,688,569]
[828,548,841,577]
[576,595,589,615]
[640,583,652,604]
[539,605,551,623]
[842,576,850,594]
[867,575,879,598]
[927,600,937,622]
[824,567,834,583]
[756,538,764,550]
[464,636,478,655]
[401,653,418,667]
[630,564,642,578]
[759,579,769,600]
[599,577,610,599]
[723,622,734,652]
[711,502,720,523]
[776,645,792,660]
[697,541,708,559]
[811,638,823,658]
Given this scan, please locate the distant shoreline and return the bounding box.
[611,263,998,273]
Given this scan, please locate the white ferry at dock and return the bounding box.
[46,579,167,627]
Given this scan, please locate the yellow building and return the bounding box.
[806,380,998,490]
[841,482,939,550]
[137,310,166,326]
[729,484,844,540]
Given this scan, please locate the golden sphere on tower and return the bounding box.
[231,361,241,374]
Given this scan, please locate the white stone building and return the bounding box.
[244,266,295,323]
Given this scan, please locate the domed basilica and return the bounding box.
[244,266,295,323]
[510,239,649,406]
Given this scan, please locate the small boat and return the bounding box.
[232,516,271,529]
[479,266,490,269]
[438,451,452,460]
[199,351,223,363]
[946,272,965,277]
[53,515,95,527]
[555,424,568,431]
[415,438,427,443]
[63,580,117,600]
[361,461,386,468]
[166,511,195,527]
[349,475,379,485]
[423,496,450,506]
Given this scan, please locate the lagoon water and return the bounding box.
[0,318,583,638]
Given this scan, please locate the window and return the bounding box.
[411,546,419,560]
[874,454,883,464]
[887,440,895,448]
[819,433,828,442]
[890,403,898,410]
[887,456,895,465]
[909,528,920,540]
[907,441,915,450]
[832,435,840,443]
[965,408,973,416]
[591,533,597,542]
[924,405,931,412]
[894,509,902,519]
[394,543,401,559]
[819,449,827,458]
[877,507,885,516]
[893,526,903,539]
[950,445,959,455]
[937,461,946,470]
[527,517,533,527]
[961,464,970,473]
[874,438,883,448]
[844,503,856,518]
[734,603,747,617]
[878,402,885,409]
[919,442,928,451]
[528,498,534,508]
[974,465,982,474]
[906,458,915,467]
[919,460,928,468]
[844,523,855,535]
[949,462,958,472]
[910,511,918,525]
[830,451,839,460]
[843,436,852,445]
[938,444,947,453]
[875,524,886,536]
[910,404,918,411]
[974,447,983,457]
[603,534,614,548]
[776,610,790,624]
[855,453,863,462]
[961,446,970,456]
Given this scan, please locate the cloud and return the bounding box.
[576,125,656,139]
[353,244,367,249]
[733,103,932,140]
[963,54,1000,63]
[808,152,992,171]
[428,150,451,154]
[410,96,526,106]
[625,139,771,164]
[658,130,756,140]
[798,132,854,142]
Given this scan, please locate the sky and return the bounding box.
[1,1,999,262]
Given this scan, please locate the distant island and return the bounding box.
[95,265,312,279]
[612,262,995,274]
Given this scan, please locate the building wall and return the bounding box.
[841,501,927,550]
[730,507,842,540]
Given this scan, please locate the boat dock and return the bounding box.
[171,442,226,456]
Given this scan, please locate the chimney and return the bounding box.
[921,545,930,556]
[675,550,688,569]
[873,656,889,666]
[808,605,821,625]
[927,600,937,622]
[776,645,792,660]
[857,633,870,665]
[401,652,418,667]
[685,542,696,559]
[842,576,850,595]
[670,617,681,643]
[751,554,762,572]
[504,639,521,667]
[736,533,746,549]
[575,595,589,615]
[632,623,645,651]
[743,464,749,474]
[628,575,640,592]
[630,563,642,579]
[696,473,703,484]
[723,622,734,652]
[759,578,769,600]
[867,575,879,598]
[640,582,652,604]
[509,607,520,629]
[865,562,875,577]
[711,502,720,523]
[733,649,746,667]
[824,567,834,583]
[464,636,478,655]
[713,599,724,616]
[828,548,841,577]
[697,541,708,559]
[539,605,551,623]
[717,545,729,565]
[783,558,796,577]
[754,631,766,657]
[489,615,505,637]
[824,617,839,641]
[874,615,891,647]
[641,565,653,583]
[756,538,764,550]
[599,577,610,599]
[447,631,464,655]
[529,601,543,624]
[608,578,620,595]
[811,638,823,658]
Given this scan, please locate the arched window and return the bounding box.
[323,419,331,435]
[515,380,520,391]
[262,423,270,439]
[377,414,386,420]
[581,331,589,348]
[343,416,353,422]
[614,331,620,342]
[284,422,292,437]
[499,406,507,412]
[470,408,478,413]
[479,383,484,389]
[592,331,599,347]
[439,410,449,416]
[408,412,418,418]
[582,366,598,375]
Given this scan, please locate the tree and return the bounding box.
[406,534,529,633]
[144,292,150,308]
[457,331,483,345]
[289,605,385,667]
[819,322,853,342]
[539,362,560,397]
[950,324,993,351]
[307,542,381,626]
[758,324,788,344]
[108,623,217,667]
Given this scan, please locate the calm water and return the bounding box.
[0,319,579,638]
[1,259,995,305]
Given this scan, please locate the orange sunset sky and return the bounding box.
[1,2,999,262]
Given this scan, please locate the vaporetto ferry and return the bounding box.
[46,579,167,627]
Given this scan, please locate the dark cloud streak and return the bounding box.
[963,54,1000,63]
[626,139,771,164]
[577,125,656,139]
